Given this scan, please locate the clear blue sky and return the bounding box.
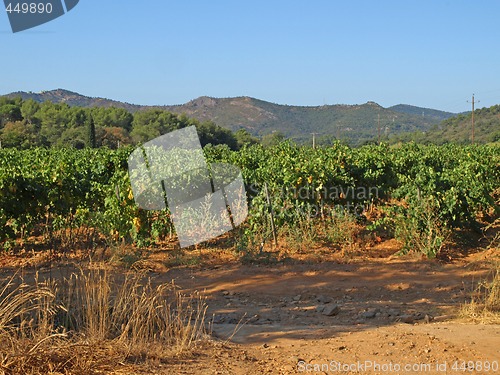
[1,0,500,112]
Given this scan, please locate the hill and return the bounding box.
[388,104,455,123]
[4,89,141,111]
[161,97,453,145]
[2,89,456,146]
[392,104,500,144]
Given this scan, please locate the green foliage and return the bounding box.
[389,104,455,122]
[261,132,285,147]
[2,90,459,146]
[0,97,242,150]
[20,99,40,125]
[392,197,449,258]
[0,103,22,126]
[234,128,259,148]
[87,115,96,148]
[0,143,498,259]
[0,121,39,149]
[391,104,500,145]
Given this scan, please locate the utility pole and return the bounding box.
[377,113,381,144]
[311,132,318,149]
[467,94,479,144]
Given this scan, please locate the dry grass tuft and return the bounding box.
[0,270,207,374]
[460,262,500,324]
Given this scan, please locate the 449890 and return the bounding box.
[451,360,499,372]
[5,2,53,14]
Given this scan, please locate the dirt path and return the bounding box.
[155,257,500,374]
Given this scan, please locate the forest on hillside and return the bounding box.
[393,104,500,144]
[0,97,259,150]
[2,95,499,149]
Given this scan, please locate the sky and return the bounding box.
[1,0,500,113]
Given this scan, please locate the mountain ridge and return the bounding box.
[3,89,457,145]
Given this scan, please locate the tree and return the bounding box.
[131,109,189,143]
[196,121,238,150]
[0,121,40,148]
[38,102,71,145]
[68,107,88,128]
[87,115,96,148]
[0,104,22,126]
[91,107,133,131]
[98,127,132,149]
[58,127,87,149]
[316,134,338,147]
[20,99,40,125]
[261,131,285,147]
[235,128,259,148]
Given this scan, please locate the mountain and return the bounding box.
[162,97,455,145]
[2,89,457,146]
[388,104,456,123]
[4,89,141,111]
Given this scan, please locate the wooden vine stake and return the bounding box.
[264,182,278,248]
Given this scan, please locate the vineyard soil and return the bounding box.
[1,245,499,374]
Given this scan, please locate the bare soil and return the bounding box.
[155,252,500,374]
[2,245,500,374]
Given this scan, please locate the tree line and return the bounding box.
[0,97,261,150]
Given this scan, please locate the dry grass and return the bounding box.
[0,270,207,375]
[460,262,500,324]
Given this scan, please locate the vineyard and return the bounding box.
[0,142,499,258]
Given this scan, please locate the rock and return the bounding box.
[387,309,400,317]
[398,314,415,324]
[433,315,452,322]
[315,305,325,313]
[322,304,341,316]
[293,295,302,301]
[413,312,425,321]
[360,308,380,319]
[361,311,375,319]
[315,295,332,304]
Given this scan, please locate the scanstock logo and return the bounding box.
[128,126,248,248]
[4,0,79,33]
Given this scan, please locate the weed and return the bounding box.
[460,262,500,324]
[0,269,207,374]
